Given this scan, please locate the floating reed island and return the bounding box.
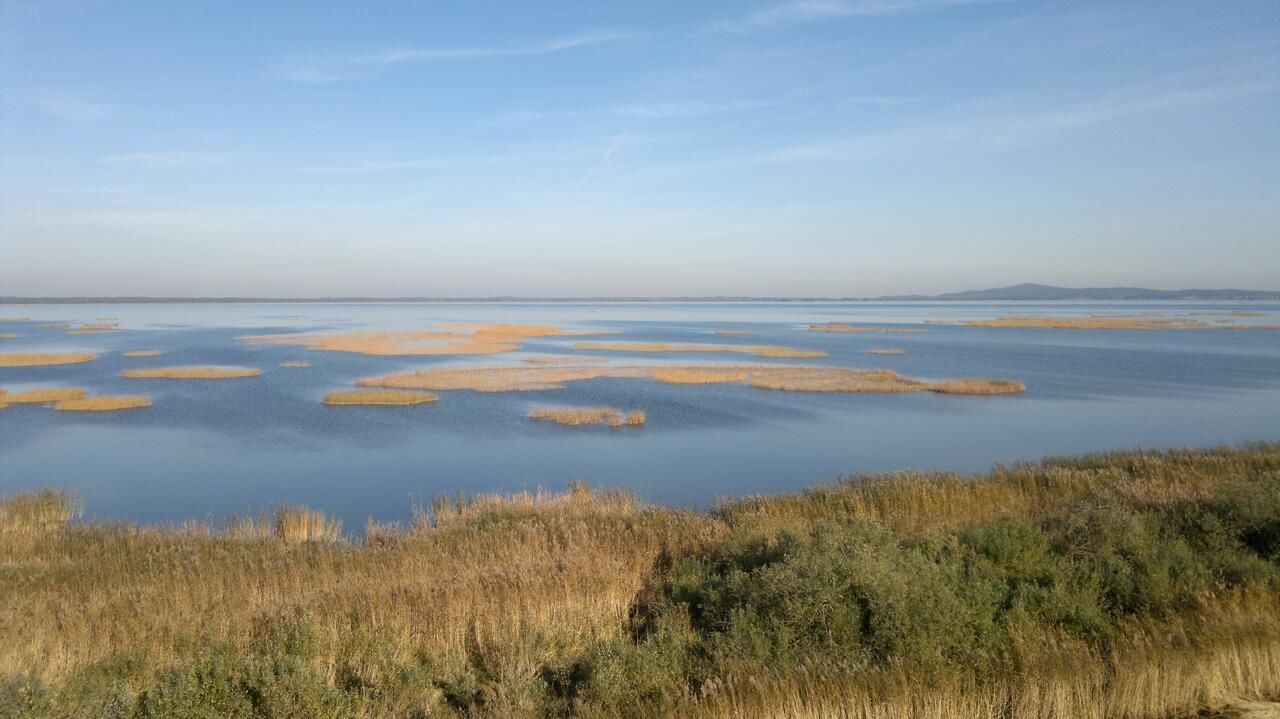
[529,406,646,427]
[240,322,614,357]
[713,329,753,335]
[0,333,16,340]
[121,350,160,357]
[0,387,150,412]
[36,323,71,329]
[279,360,310,368]
[1,387,86,404]
[522,354,610,365]
[867,348,906,355]
[0,317,28,322]
[809,322,926,334]
[322,389,438,406]
[0,352,95,367]
[573,340,826,359]
[121,365,260,379]
[955,314,1280,330]
[353,364,1025,395]
[3,444,1279,719]
[54,395,151,412]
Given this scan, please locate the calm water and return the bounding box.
[2,301,1279,530]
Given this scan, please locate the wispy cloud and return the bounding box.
[577,133,628,189]
[490,98,774,125]
[99,151,230,169]
[759,78,1276,163]
[278,31,631,83]
[0,87,114,121]
[717,0,1010,31]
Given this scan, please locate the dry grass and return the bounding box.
[322,389,439,406]
[121,365,260,379]
[356,364,1025,396]
[240,322,612,357]
[714,329,753,335]
[0,488,79,536]
[279,360,310,368]
[651,366,752,384]
[54,395,151,411]
[931,378,1028,394]
[809,322,926,334]
[122,350,160,357]
[273,505,343,544]
[0,352,95,367]
[573,340,826,358]
[358,365,627,392]
[522,354,610,365]
[2,387,87,404]
[2,445,1279,719]
[529,406,646,427]
[867,348,906,355]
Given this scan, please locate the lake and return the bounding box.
[2,301,1278,531]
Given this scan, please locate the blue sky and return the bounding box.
[2,0,1278,297]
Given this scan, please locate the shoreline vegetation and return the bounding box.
[2,443,1279,717]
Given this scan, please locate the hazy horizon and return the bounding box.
[3,0,1279,296]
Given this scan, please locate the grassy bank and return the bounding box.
[2,443,1279,718]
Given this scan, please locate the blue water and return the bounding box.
[2,301,1278,530]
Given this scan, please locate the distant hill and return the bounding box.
[880,283,1280,301]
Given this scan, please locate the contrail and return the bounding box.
[577,132,627,188]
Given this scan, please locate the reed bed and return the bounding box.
[930,377,1027,394]
[0,352,95,367]
[322,389,439,406]
[0,317,28,322]
[2,387,87,404]
[523,354,610,365]
[240,323,611,357]
[0,488,79,536]
[36,323,71,329]
[529,406,646,427]
[809,322,926,334]
[121,365,260,379]
[78,322,118,330]
[2,444,1279,718]
[122,350,160,357]
[279,360,310,368]
[356,364,1024,395]
[54,395,151,412]
[714,329,753,335]
[867,348,905,355]
[0,333,16,339]
[574,340,826,358]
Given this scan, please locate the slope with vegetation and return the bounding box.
[2,444,1279,718]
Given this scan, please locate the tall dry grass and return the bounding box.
[3,444,1278,718]
[528,406,646,427]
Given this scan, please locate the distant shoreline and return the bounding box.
[4,283,1278,304]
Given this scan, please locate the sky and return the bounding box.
[1,0,1278,297]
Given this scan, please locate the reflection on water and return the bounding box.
[2,301,1279,530]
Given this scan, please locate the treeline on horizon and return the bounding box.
[3,442,1279,718]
